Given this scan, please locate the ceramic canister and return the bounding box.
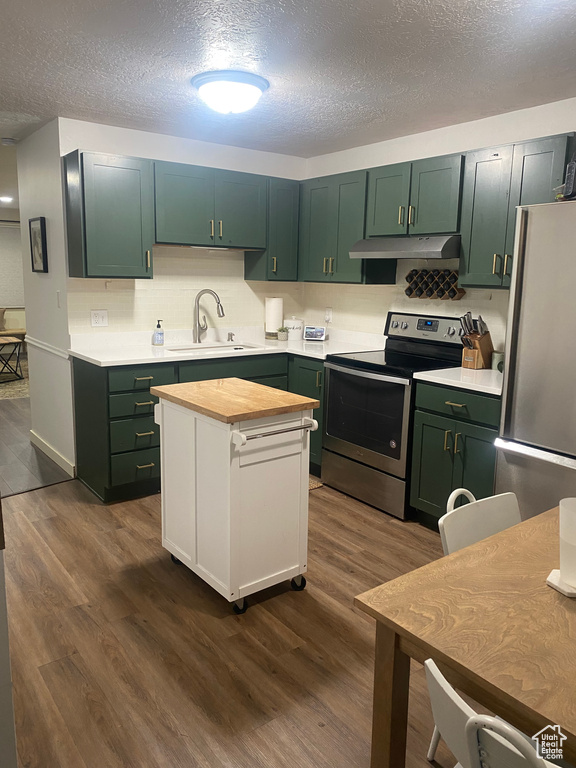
[284,316,304,341]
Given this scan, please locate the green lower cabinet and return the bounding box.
[410,407,498,520]
[250,375,288,390]
[179,354,287,383]
[288,356,324,471]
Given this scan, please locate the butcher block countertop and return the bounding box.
[150,377,320,424]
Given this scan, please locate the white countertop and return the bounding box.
[413,367,503,396]
[68,327,384,367]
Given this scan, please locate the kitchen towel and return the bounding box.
[265,297,284,339]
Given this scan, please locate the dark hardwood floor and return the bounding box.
[2,480,455,768]
[0,398,70,498]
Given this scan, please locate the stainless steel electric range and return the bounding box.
[322,311,463,519]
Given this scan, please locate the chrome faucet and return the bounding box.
[193,289,225,343]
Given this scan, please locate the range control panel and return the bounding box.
[385,312,464,343]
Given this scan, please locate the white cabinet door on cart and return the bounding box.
[152,378,319,613]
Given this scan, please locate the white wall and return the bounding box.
[0,223,24,307]
[17,120,75,474]
[306,96,576,177]
[58,118,306,180]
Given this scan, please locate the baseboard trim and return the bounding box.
[29,431,75,477]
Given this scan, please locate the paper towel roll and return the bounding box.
[265,297,284,339]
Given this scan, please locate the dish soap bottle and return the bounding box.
[152,320,164,346]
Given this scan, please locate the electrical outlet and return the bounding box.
[325,307,333,323]
[91,309,108,327]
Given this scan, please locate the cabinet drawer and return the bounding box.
[110,416,160,454]
[108,364,176,393]
[110,448,160,486]
[415,383,501,427]
[179,354,287,383]
[109,392,159,418]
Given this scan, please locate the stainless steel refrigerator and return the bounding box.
[495,202,576,518]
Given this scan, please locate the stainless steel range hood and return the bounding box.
[350,234,461,260]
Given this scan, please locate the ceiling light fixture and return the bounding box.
[0,196,14,204]
[191,70,269,114]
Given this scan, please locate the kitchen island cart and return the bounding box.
[152,377,319,613]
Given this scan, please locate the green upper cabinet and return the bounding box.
[244,178,299,281]
[409,155,463,234]
[154,162,267,249]
[299,171,395,284]
[460,135,569,288]
[459,146,514,288]
[365,162,411,236]
[215,170,267,248]
[365,155,463,237]
[65,151,154,279]
[155,162,214,246]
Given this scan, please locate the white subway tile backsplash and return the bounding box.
[67,247,510,349]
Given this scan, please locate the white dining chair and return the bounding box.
[438,488,522,556]
[425,659,552,768]
[427,488,523,763]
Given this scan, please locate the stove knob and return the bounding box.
[458,327,465,336]
[446,326,456,336]
[391,320,399,329]
[400,322,409,330]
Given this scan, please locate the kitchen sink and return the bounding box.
[166,342,264,355]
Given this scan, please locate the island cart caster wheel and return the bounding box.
[291,575,306,591]
[232,598,248,614]
[170,554,182,565]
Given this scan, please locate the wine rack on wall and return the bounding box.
[404,269,465,301]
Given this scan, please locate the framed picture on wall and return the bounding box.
[29,216,48,273]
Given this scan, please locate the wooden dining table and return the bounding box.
[355,507,576,768]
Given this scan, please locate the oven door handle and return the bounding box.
[324,362,410,386]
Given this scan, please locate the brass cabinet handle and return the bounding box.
[408,205,415,225]
[445,401,465,408]
[443,430,451,452]
[136,462,155,469]
[504,253,511,276]
[219,220,223,238]
[146,250,151,269]
[323,258,328,274]
[272,256,277,273]
[492,253,500,275]
[134,376,154,381]
[329,257,334,274]
[210,219,214,238]
[398,206,405,225]
[315,371,322,388]
[135,431,155,437]
[135,400,154,406]
[454,432,461,454]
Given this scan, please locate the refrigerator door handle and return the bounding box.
[495,438,576,472]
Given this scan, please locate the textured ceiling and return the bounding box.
[1,0,576,157]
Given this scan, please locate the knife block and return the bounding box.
[462,332,494,369]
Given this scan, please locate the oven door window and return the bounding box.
[326,368,407,460]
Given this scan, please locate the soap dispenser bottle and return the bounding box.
[152,320,164,346]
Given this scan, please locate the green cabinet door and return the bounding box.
[288,356,324,468]
[332,171,367,283]
[244,178,299,281]
[503,135,568,285]
[453,421,497,501]
[410,410,455,518]
[154,162,215,246]
[82,153,154,278]
[299,178,336,282]
[214,170,267,248]
[459,146,513,288]
[409,155,463,235]
[365,162,411,236]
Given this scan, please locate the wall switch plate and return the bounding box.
[325,307,333,323]
[91,309,108,327]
